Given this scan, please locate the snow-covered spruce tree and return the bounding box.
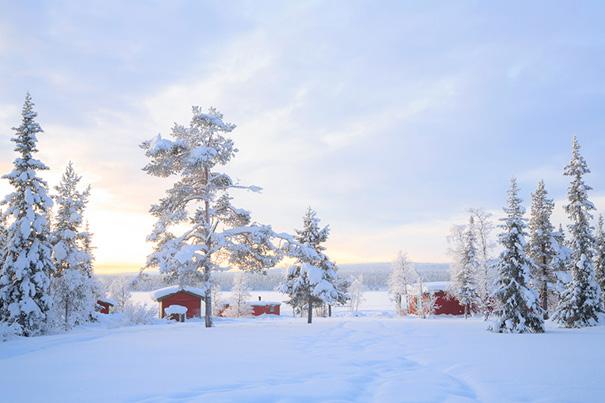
[142,107,281,327]
[453,216,480,319]
[51,162,97,330]
[469,208,496,317]
[527,180,557,318]
[554,138,602,327]
[0,94,55,336]
[389,251,414,315]
[228,272,251,317]
[595,215,605,307]
[491,179,544,333]
[278,208,339,324]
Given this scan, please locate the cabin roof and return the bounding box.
[151,285,206,301]
[248,301,281,306]
[97,297,117,306]
[407,281,452,294]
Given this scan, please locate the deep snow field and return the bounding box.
[1,292,604,403]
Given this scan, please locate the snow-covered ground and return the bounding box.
[1,292,604,402]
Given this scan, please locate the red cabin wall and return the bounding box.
[433,291,465,315]
[250,304,280,316]
[407,291,465,316]
[160,291,202,319]
[97,301,112,314]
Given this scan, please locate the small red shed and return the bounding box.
[151,285,206,319]
[96,297,116,314]
[407,282,465,316]
[248,301,281,316]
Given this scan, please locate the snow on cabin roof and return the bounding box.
[151,285,206,301]
[407,281,452,294]
[248,301,281,306]
[97,297,116,306]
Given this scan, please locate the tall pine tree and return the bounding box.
[527,180,557,318]
[279,208,340,324]
[491,179,544,333]
[0,94,55,336]
[51,162,97,330]
[142,107,281,327]
[453,216,480,318]
[554,137,602,327]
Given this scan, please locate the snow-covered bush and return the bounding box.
[0,322,20,342]
[229,272,252,317]
[119,302,158,326]
[389,252,414,315]
[222,303,253,318]
[107,276,133,311]
[349,275,365,314]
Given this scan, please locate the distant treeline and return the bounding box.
[99,262,450,292]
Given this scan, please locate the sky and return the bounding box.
[0,1,604,273]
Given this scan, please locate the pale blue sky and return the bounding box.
[0,1,604,270]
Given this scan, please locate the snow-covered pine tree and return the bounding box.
[278,208,339,324]
[469,208,496,317]
[51,162,97,330]
[229,272,251,317]
[142,107,281,327]
[388,251,414,315]
[554,137,603,328]
[491,178,544,333]
[0,94,55,336]
[453,216,480,318]
[527,180,557,318]
[595,215,605,307]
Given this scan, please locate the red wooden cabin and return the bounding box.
[249,300,281,316]
[96,297,115,314]
[151,286,206,319]
[407,282,465,316]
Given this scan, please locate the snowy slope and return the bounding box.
[0,311,604,402]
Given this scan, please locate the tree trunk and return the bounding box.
[395,294,402,315]
[542,281,549,319]
[541,255,549,319]
[204,290,213,327]
[307,295,313,324]
[464,304,468,319]
[203,166,213,328]
[65,300,69,331]
[328,304,332,317]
